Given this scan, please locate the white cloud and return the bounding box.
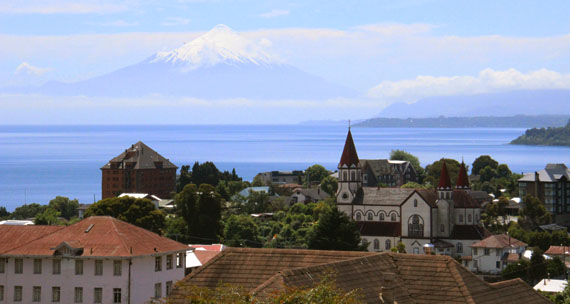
[0,1,127,14]
[14,62,52,76]
[161,17,191,26]
[259,9,289,18]
[367,68,570,103]
[92,20,139,27]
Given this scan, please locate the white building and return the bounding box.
[336,129,490,256]
[0,216,187,304]
[465,234,527,274]
[534,279,568,294]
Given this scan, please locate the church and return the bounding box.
[336,129,490,257]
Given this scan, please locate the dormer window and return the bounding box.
[54,241,83,257]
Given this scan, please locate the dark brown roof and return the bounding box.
[357,221,401,237]
[1,216,188,257]
[438,160,452,189]
[453,189,481,208]
[101,141,177,170]
[339,129,359,167]
[416,189,438,207]
[456,161,470,189]
[450,225,491,240]
[471,234,526,249]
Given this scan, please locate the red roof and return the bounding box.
[456,161,470,189]
[1,216,188,257]
[190,244,225,251]
[545,246,570,256]
[471,234,527,249]
[339,129,359,167]
[437,160,452,189]
[0,225,64,254]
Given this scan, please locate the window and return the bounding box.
[391,213,396,221]
[0,285,3,301]
[350,171,356,181]
[380,213,384,221]
[33,286,41,302]
[355,213,361,221]
[113,261,122,276]
[414,199,418,207]
[408,215,424,237]
[413,247,420,254]
[385,239,391,250]
[52,259,61,275]
[14,286,22,302]
[484,248,490,256]
[75,260,83,275]
[0,258,4,273]
[52,287,60,302]
[473,260,478,268]
[456,242,463,254]
[496,261,501,269]
[496,249,501,256]
[458,215,464,223]
[343,171,347,181]
[468,214,472,223]
[166,255,173,270]
[373,239,380,250]
[176,253,184,268]
[31,259,42,274]
[155,283,162,298]
[367,213,373,220]
[15,258,23,274]
[166,281,173,296]
[74,287,83,303]
[440,224,445,233]
[155,256,162,272]
[473,248,478,255]
[113,288,121,303]
[94,288,102,304]
[95,260,103,276]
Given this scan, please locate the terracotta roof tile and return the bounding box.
[471,234,526,249]
[545,245,570,256]
[0,225,63,254]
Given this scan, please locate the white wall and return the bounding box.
[401,192,431,238]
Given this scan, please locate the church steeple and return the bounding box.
[456,161,470,190]
[437,160,452,190]
[337,128,361,204]
[339,128,359,168]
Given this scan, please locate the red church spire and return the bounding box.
[339,128,359,167]
[437,159,452,190]
[456,161,470,189]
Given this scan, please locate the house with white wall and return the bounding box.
[465,234,526,274]
[0,216,187,304]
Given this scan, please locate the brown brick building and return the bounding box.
[101,142,177,199]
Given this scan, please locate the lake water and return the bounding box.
[1,125,569,211]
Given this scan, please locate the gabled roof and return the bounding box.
[292,188,330,201]
[519,163,570,182]
[471,234,526,249]
[339,129,359,167]
[101,141,177,170]
[544,245,570,256]
[456,161,470,189]
[0,225,64,254]
[353,187,415,205]
[437,160,452,190]
[453,189,481,208]
[0,216,188,257]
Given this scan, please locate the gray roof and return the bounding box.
[361,159,413,177]
[293,188,330,200]
[353,187,415,205]
[519,163,570,182]
[101,141,177,170]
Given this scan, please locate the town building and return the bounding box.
[255,171,303,185]
[336,129,489,256]
[288,187,330,204]
[101,142,177,200]
[361,159,418,187]
[118,193,174,210]
[534,279,568,294]
[465,234,526,274]
[168,247,550,304]
[519,163,570,224]
[0,216,187,304]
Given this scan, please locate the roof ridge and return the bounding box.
[251,273,286,296]
[0,225,66,254]
[446,257,476,304]
[109,217,132,256]
[178,247,229,283]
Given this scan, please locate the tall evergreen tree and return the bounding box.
[307,207,364,251]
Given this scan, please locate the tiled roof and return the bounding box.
[170,249,551,304]
[453,189,481,208]
[0,225,63,254]
[450,225,490,240]
[353,187,415,205]
[0,216,188,257]
[456,161,470,189]
[519,163,570,182]
[339,129,359,167]
[471,234,526,249]
[544,245,570,256]
[437,160,452,189]
[357,221,401,237]
[101,141,177,170]
[415,189,438,207]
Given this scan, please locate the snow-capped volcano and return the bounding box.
[150,24,274,69]
[17,25,356,99]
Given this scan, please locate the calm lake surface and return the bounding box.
[1,125,569,211]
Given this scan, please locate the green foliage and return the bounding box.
[547,279,570,304]
[34,207,61,225]
[164,215,189,243]
[305,164,330,184]
[502,259,530,281]
[472,155,499,176]
[546,257,566,277]
[390,149,425,183]
[529,247,547,282]
[48,196,79,220]
[11,203,47,219]
[479,166,497,183]
[507,222,570,252]
[395,242,406,253]
[223,214,260,247]
[84,197,165,234]
[519,195,552,230]
[424,158,460,187]
[320,176,338,196]
[177,162,242,191]
[0,206,10,219]
[307,207,364,251]
[174,183,223,243]
[511,121,570,146]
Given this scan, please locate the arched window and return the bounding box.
[414,199,418,207]
[458,215,464,223]
[355,213,361,221]
[373,239,380,250]
[350,171,356,181]
[367,213,373,221]
[380,213,385,221]
[440,224,445,233]
[385,239,391,250]
[456,242,463,253]
[343,171,348,181]
[468,214,472,223]
[391,213,396,221]
[408,215,424,237]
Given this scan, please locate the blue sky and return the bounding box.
[1,0,570,124]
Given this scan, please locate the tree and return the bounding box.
[245,190,270,214]
[223,214,260,247]
[0,206,9,219]
[519,195,552,230]
[192,161,221,186]
[424,158,461,187]
[84,197,165,234]
[305,164,330,184]
[546,257,565,277]
[502,259,530,281]
[11,203,47,219]
[390,149,425,183]
[529,247,547,282]
[48,196,79,220]
[497,164,512,179]
[472,155,498,176]
[177,165,193,192]
[307,208,364,251]
[320,176,338,196]
[479,166,497,183]
[34,207,61,225]
[197,184,223,241]
[175,184,200,239]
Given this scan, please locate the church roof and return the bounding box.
[453,189,481,208]
[339,129,359,167]
[101,141,177,170]
[437,160,452,189]
[456,161,470,189]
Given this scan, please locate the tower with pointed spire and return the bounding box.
[456,161,470,190]
[337,127,362,204]
[436,159,453,238]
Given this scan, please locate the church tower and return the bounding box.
[337,128,361,204]
[436,159,453,237]
[456,161,470,190]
